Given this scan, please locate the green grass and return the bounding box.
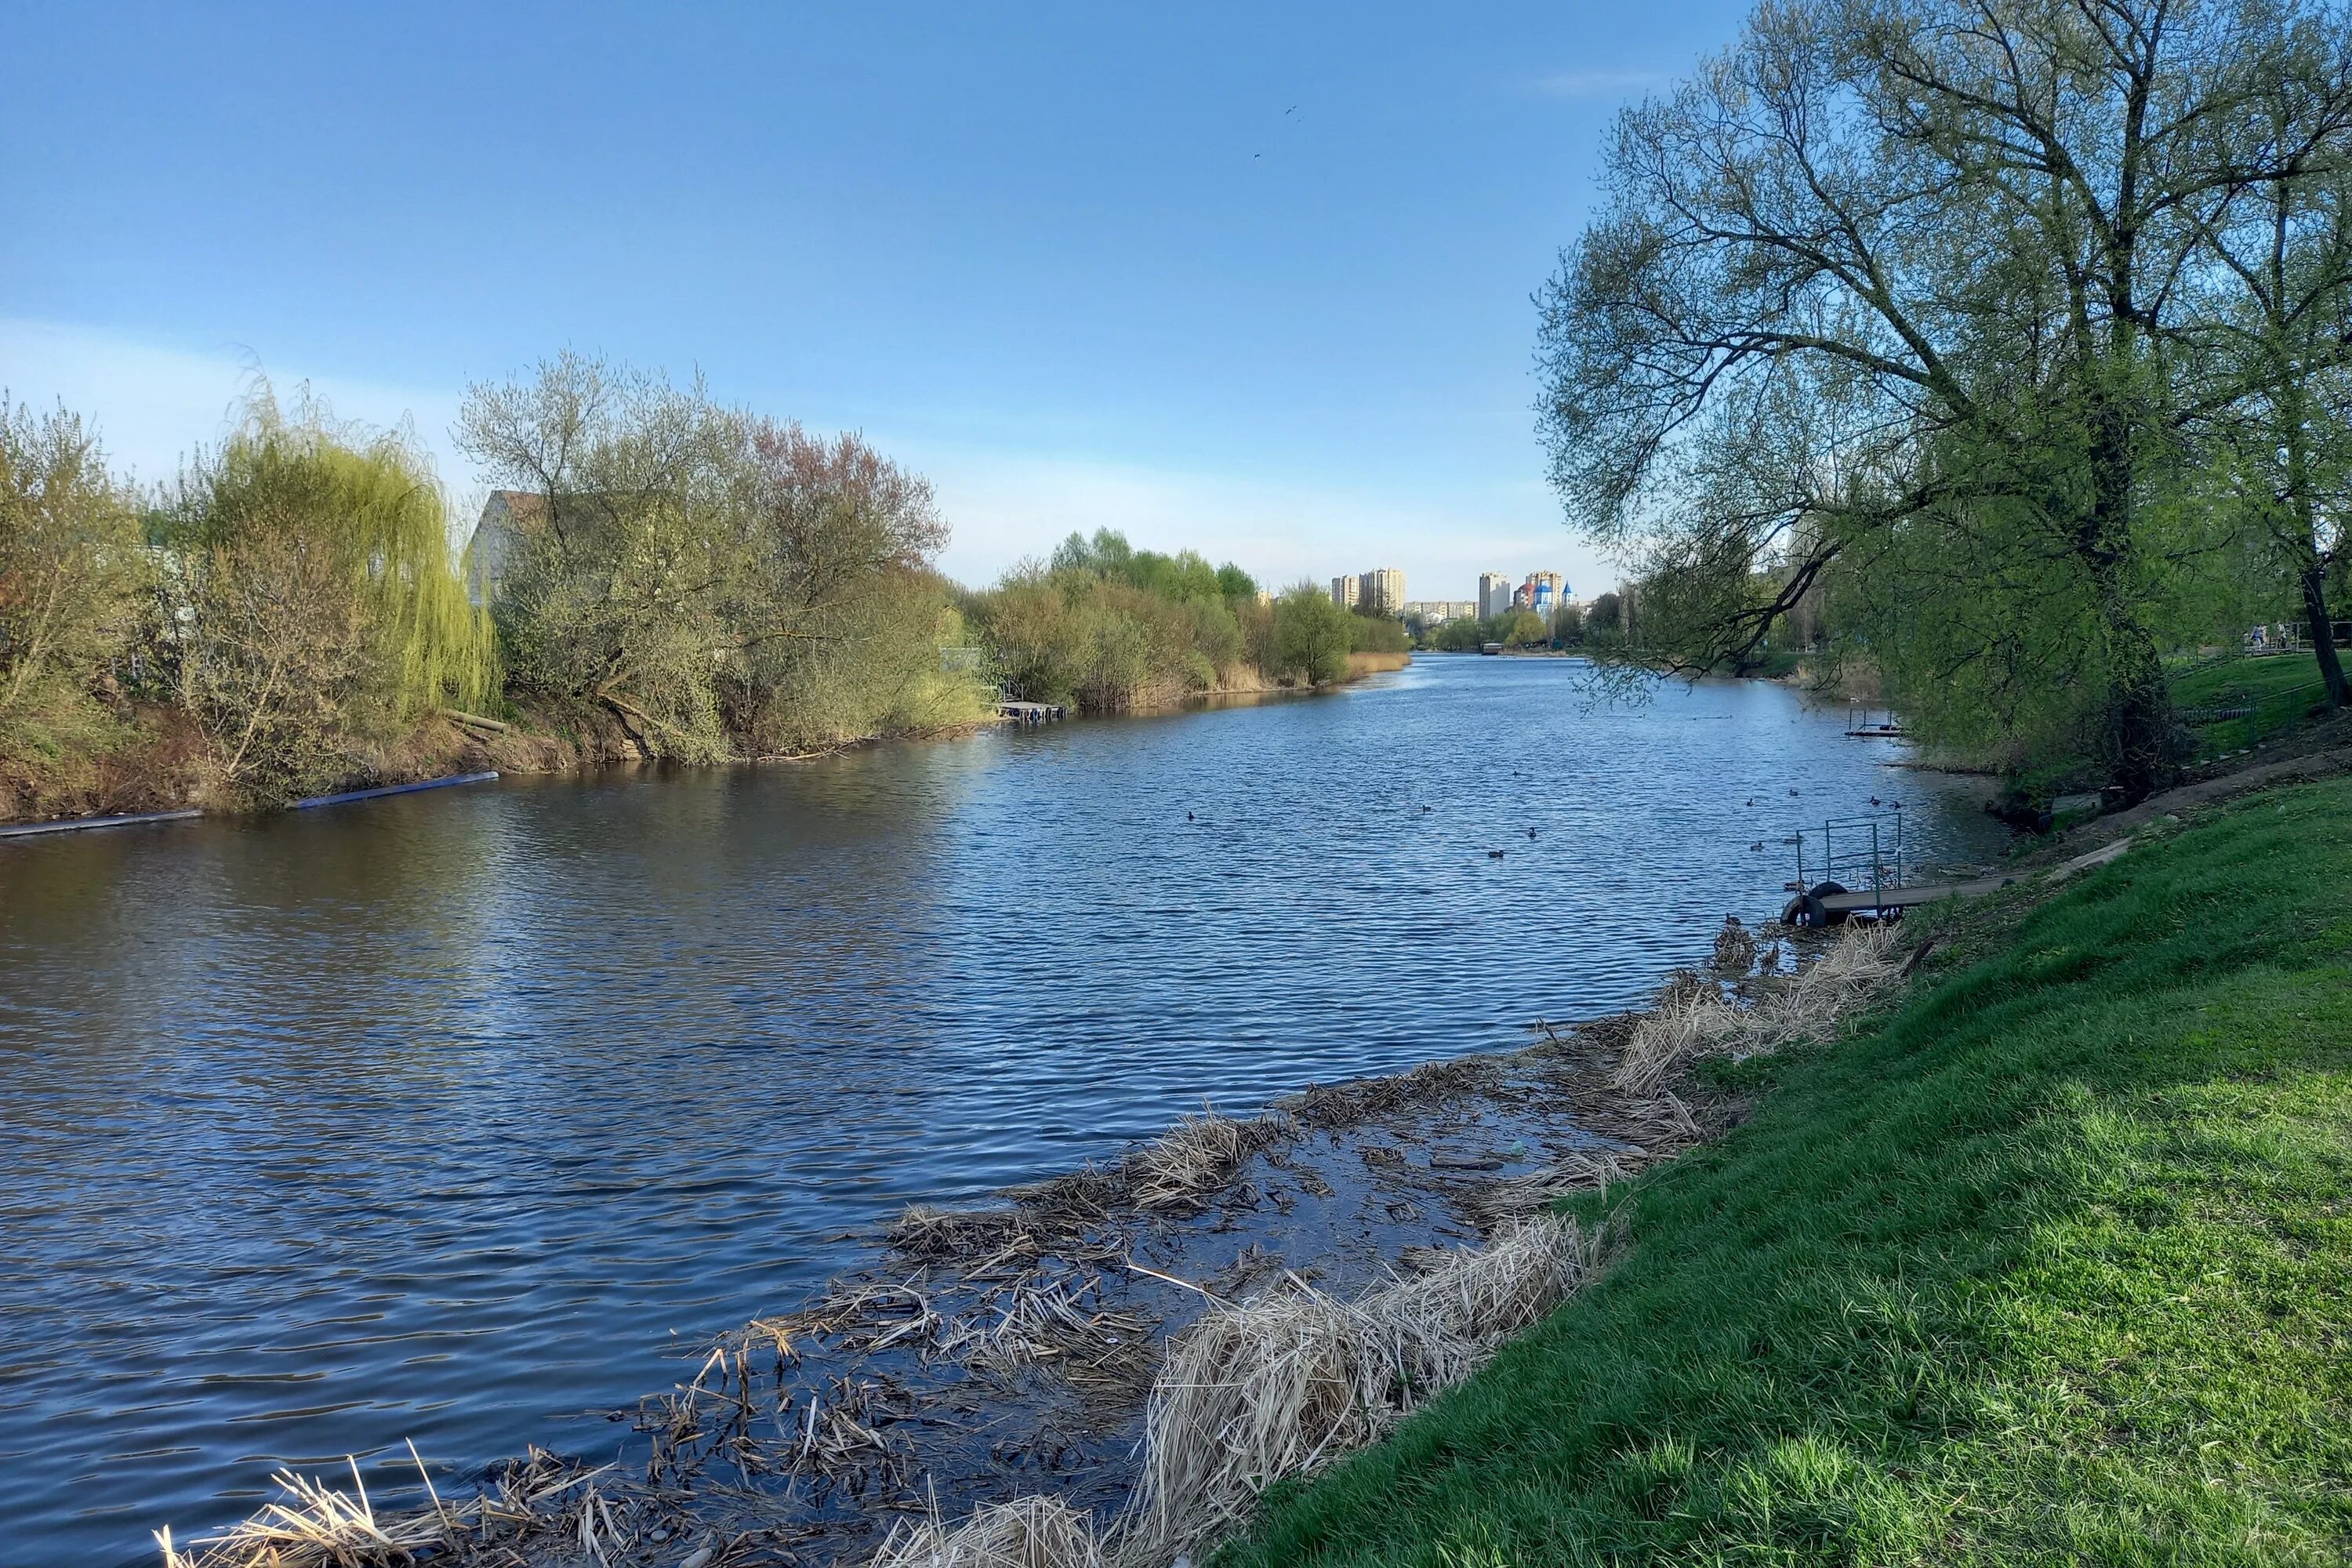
[1225,780,2352,1566]
[2167,655,2333,757]
[2166,653,2326,711]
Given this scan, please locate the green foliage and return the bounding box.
[1494,608,1547,648]
[1345,608,1410,655]
[1535,0,2352,795]
[1228,781,2352,1566]
[967,529,1265,712]
[159,388,493,804]
[1271,583,1353,684]
[459,353,987,756]
[747,573,991,752]
[178,527,390,803]
[165,387,493,718]
[969,564,1222,710]
[0,399,151,795]
[1431,618,1490,652]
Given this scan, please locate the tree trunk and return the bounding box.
[2101,621,2172,804]
[2085,394,2172,806]
[2300,567,2350,710]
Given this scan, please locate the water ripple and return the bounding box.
[0,658,2007,1566]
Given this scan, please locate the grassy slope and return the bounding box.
[1229,780,2352,1566]
[2168,654,2327,710]
[2169,656,2333,758]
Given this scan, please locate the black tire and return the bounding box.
[1800,880,1849,927]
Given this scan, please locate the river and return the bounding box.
[0,656,2009,1566]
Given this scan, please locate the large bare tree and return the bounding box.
[1541,0,2339,797]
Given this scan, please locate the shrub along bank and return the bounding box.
[961,528,1400,713]
[2,367,1414,824]
[1228,777,2352,1566]
[1,359,1001,822]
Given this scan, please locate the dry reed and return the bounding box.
[869,1496,1105,1568]
[1124,1110,1289,1213]
[1611,926,1904,1097]
[154,1460,450,1568]
[1116,1214,1604,1561]
[1711,914,1757,972]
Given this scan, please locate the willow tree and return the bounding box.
[164,388,492,799]
[1538,0,2333,798]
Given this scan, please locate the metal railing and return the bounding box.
[1792,812,1911,903]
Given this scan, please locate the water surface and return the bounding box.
[0,657,2006,1565]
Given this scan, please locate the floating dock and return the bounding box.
[1813,874,2018,918]
[996,701,1068,725]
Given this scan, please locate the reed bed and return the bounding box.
[1287,1057,1501,1130]
[1711,914,1758,973]
[163,911,1880,1568]
[1124,1110,1290,1214]
[155,1461,446,1568]
[888,1205,1050,1269]
[1611,927,1905,1097]
[1116,1214,1604,1562]
[869,1496,1105,1568]
[155,1446,616,1568]
[941,1278,1157,1390]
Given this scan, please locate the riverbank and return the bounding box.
[16,659,2014,1563]
[0,659,1412,831]
[169,751,2333,1568]
[152,905,1918,1558]
[142,677,2351,1568]
[1226,772,2352,1565]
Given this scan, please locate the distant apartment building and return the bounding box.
[1478,572,1514,619]
[1331,574,1360,608]
[1403,599,1479,623]
[1512,582,1537,611]
[1359,567,1405,615]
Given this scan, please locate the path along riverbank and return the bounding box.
[153,746,2352,1568]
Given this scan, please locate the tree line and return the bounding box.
[1,356,1388,821]
[960,526,1397,710]
[1541,0,2352,797]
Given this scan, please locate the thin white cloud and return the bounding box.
[1534,68,1671,100]
[0,316,478,517]
[2,317,1621,602]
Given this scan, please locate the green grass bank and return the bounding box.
[1229,779,2352,1566]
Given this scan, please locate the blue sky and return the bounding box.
[2,2,1745,601]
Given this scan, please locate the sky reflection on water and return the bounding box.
[0,657,2008,1566]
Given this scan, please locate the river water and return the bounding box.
[0,656,2008,1565]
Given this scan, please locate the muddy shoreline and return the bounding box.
[159,914,1874,1568]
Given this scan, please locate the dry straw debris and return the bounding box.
[154,1444,618,1568]
[1116,1214,1606,1562]
[1125,1110,1290,1214]
[154,1461,445,1568]
[869,1495,1105,1568]
[1611,925,1904,1097]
